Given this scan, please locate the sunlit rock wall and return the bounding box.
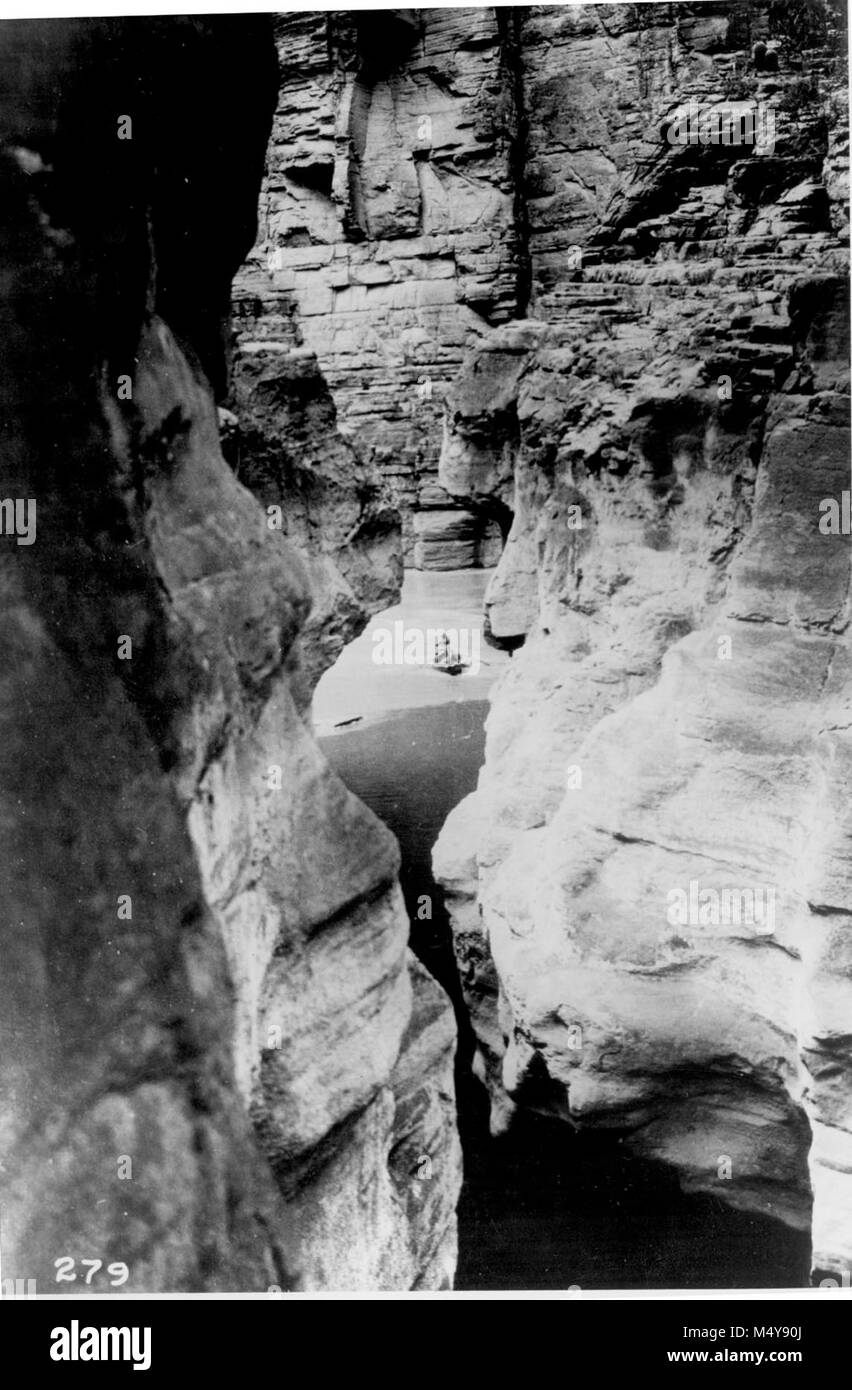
[243,8,524,566]
[434,0,850,1282]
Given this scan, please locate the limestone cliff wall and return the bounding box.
[3,1,848,1296]
[242,8,525,567]
[0,15,460,1293]
[432,0,851,1281]
[244,4,849,585]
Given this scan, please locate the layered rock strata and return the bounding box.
[248,4,849,577]
[434,0,851,1280]
[240,8,525,565]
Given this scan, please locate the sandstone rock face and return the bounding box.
[434,1,850,1281]
[244,8,528,563]
[0,15,460,1293]
[255,6,847,571]
[224,317,403,696]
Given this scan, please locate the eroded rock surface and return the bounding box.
[433,1,850,1281]
[0,15,460,1293]
[246,8,526,564]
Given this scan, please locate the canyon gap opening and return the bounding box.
[313,570,811,1290]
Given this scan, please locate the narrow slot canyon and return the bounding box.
[314,569,812,1289]
[0,2,849,1304]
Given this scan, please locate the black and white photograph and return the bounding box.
[0,0,849,1330]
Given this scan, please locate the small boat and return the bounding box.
[433,636,469,676]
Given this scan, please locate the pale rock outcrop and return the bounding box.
[434,0,850,1281]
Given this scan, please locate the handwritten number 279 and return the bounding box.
[54,1257,129,1286]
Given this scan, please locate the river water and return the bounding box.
[315,570,810,1291]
